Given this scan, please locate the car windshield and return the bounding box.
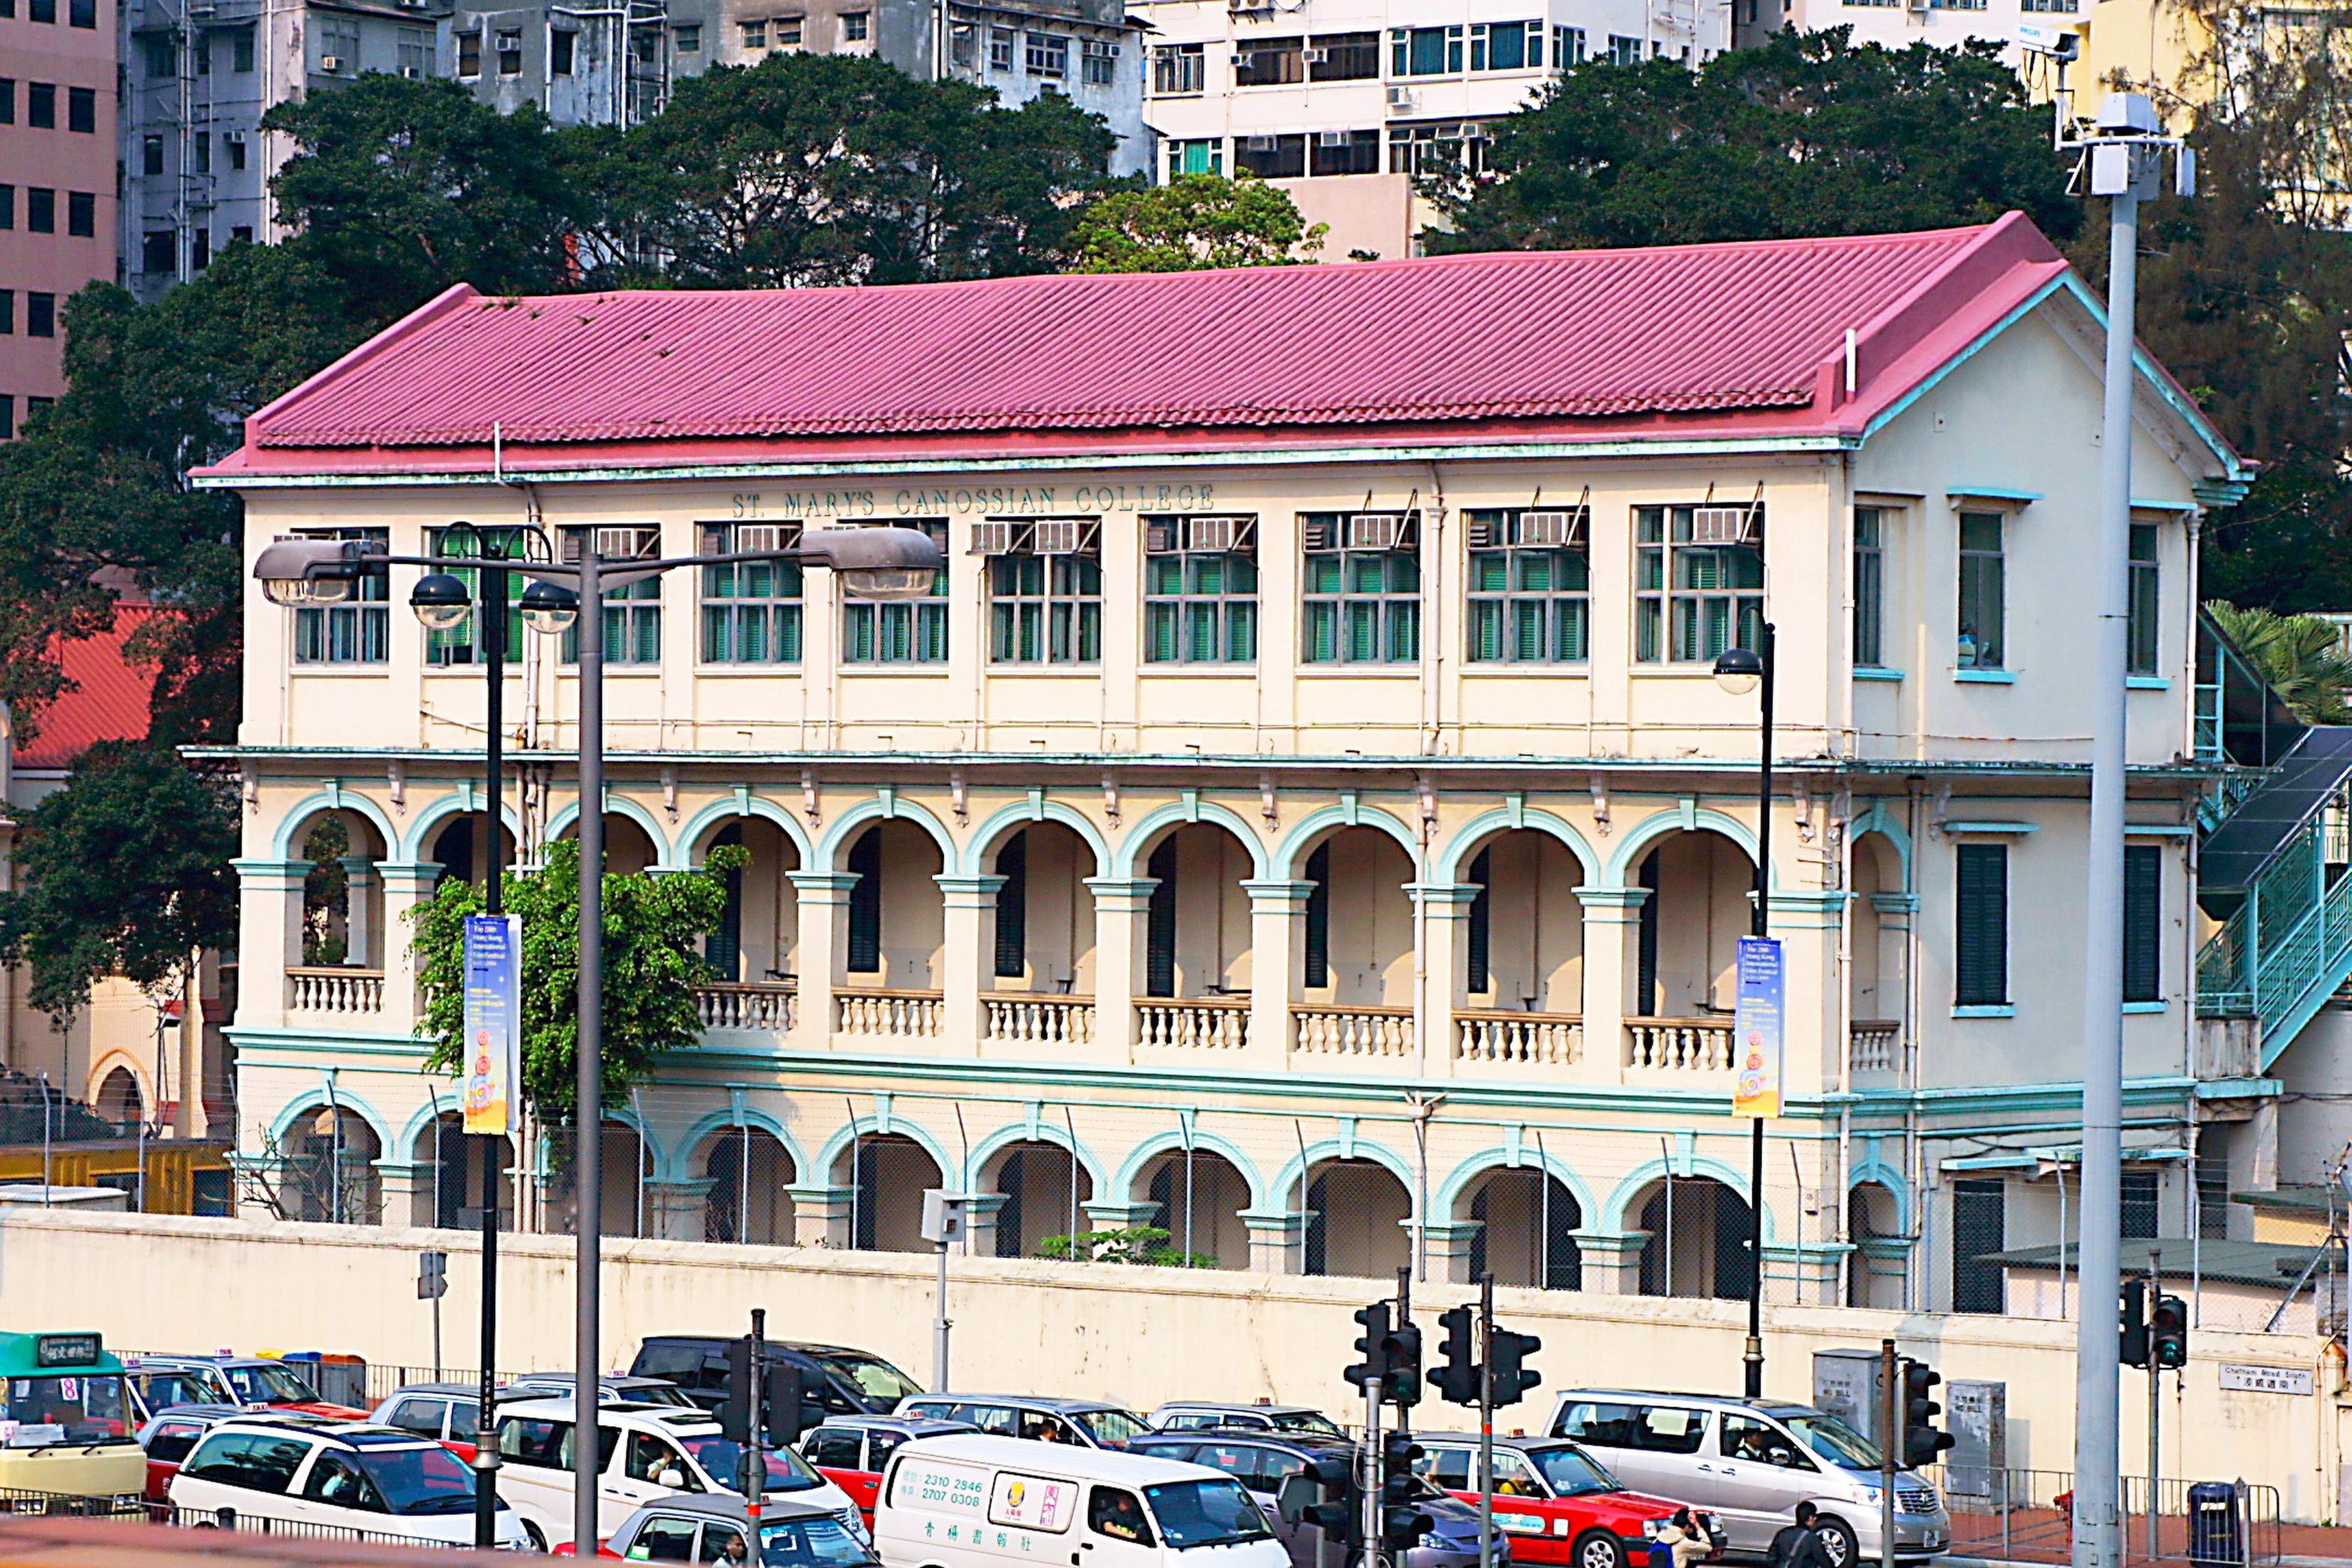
[1069,1409,1150,1446]
[3,1374,133,1444]
[804,1354,921,1411]
[1270,1412,1344,1438]
[677,1434,824,1493]
[1143,1479,1277,1551]
[1528,1448,1620,1497]
[356,1443,479,1516]
[632,1385,697,1408]
[1779,1414,1883,1471]
[225,1364,322,1405]
[760,1517,874,1568]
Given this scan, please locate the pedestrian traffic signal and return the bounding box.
[719,1338,755,1443]
[1430,1305,1478,1405]
[1489,1326,1542,1408]
[1378,1431,1431,1553]
[1346,1302,1393,1395]
[1898,1357,1954,1470]
[717,1341,809,1446]
[1300,1451,1360,1544]
[2151,1293,2189,1370]
[2120,1278,2150,1369]
[1385,1319,1423,1409]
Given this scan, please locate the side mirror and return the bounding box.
[1276,1473,1318,1525]
[657,1467,685,1490]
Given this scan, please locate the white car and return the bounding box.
[166,1416,532,1549]
[492,1395,867,1551]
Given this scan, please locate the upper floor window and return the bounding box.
[2123,842,2162,1003]
[1605,34,1642,65]
[1152,42,1203,94]
[422,526,526,668]
[1388,121,1489,177]
[1235,134,1304,179]
[1466,507,1588,665]
[1312,130,1380,176]
[1955,842,2008,1007]
[1165,138,1221,179]
[1026,30,1068,78]
[1308,31,1378,79]
[700,522,802,665]
[843,519,947,665]
[1470,20,1541,69]
[1302,511,1419,665]
[988,27,1014,70]
[457,30,481,74]
[292,528,389,665]
[1391,25,1462,75]
[559,526,661,666]
[550,29,575,72]
[1145,515,1257,665]
[1552,25,1586,65]
[842,10,870,39]
[984,518,1102,666]
[1633,504,1762,664]
[1956,510,2005,670]
[1081,37,1116,84]
[1235,36,1302,86]
[2127,522,2158,677]
[1853,505,1886,668]
[233,27,254,69]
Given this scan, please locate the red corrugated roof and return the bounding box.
[14,604,157,771]
[229,215,2073,465]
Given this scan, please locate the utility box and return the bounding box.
[1813,1349,1888,1448]
[921,1189,971,1246]
[1946,1380,2007,1499]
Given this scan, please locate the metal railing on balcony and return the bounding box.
[1454,1009,1582,1067]
[285,967,384,1014]
[1849,1019,1901,1072]
[1134,997,1250,1050]
[985,994,1094,1046]
[1624,1017,1732,1072]
[694,980,795,1032]
[1292,1003,1413,1058]
[835,987,944,1038]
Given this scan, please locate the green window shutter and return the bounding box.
[2123,843,2162,1003]
[1146,839,1178,998]
[846,828,883,974]
[1304,843,1331,988]
[1955,844,2009,1006]
[1466,849,1491,994]
[994,831,1028,979]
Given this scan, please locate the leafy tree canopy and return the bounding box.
[1072,172,1326,272]
[2203,601,2352,724]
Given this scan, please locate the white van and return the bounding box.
[492,1396,866,1551]
[877,1434,1290,1568]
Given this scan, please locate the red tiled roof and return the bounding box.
[15,604,156,771]
[213,214,2096,476]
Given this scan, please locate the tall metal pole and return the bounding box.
[476,553,508,1549]
[1879,1339,1897,1568]
[1745,620,1777,1399]
[574,549,606,1559]
[934,1237,952,1391]
[1476,1274,1494,1568]
[1361,1377,1383,1568]
[2073,176,2138,1568]
[748,1307,768,1527]
[2146,1250,2162,1565]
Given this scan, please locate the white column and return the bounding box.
[231,858,308,1031]
[937,874,1006,1056]
[375,862,442,1037]
[1412,883,1479,1078]
[790,871,860,1055]
[338,855,377,967]
[1243,879,1313,1069]
[1576,886,1649,1082]
[1087,877,1157,1060]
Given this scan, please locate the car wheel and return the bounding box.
[1814,1518,1859,1568]
[523,1521,549,1554]
[1574,1528,1627,1568]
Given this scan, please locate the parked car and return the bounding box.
[1129,1429,1496,1568]
[503,1374,701,1411]
[126,1355,371,1422]
[801,1415,978,1524]
[165,1415,532,1548]
[492,1396,867,1552]
[1547,1391,1952,1568]
[136,1406,254,1503]
[1412,1432,1693,1568]
[557,1492,880,1563]
[893,1395,1150,1449]
[373,1382,488,1462]
[1148,1403,1344,1438]
[632,1338,925,1422]
[878,1433,1289,1568]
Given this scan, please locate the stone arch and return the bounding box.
[696,1122,798,1245]
[1273,803,1422,882]
[1433,807,1602,886]
[407,1104,517,1229]
[1632,1172,1756,1300]
[1848,1158,1911,1231]
[271,1092,389,1225]
[1435,1145,1598,1225]
[967,1118,1110,1199]
[272,791,399,863]
[1272,1136,1418,1211]
[814,1113,957,1187]
[671,1105,811,1185]
[816,794,957,873]
[1451,1161,1586,1291]
[1275,1144,1415,1281]
[824,1121,951,1254]
[1115,1128,1269,1212]
[962,800,1110,879]
[678,795,816,868]
[1110,800,1271,881]
[1600,804,1766,890]
[1848,804,1913,889]
[270,1083,395,1155]
[1601,1153,1767,1237]
[93,1063,144,1127]
[395,793,527,864]
[546,796,675,870]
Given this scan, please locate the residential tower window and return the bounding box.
[1633,503,1763,663]
[1234,133,1304,179]
[1391,25,1462,75]
[674,23,700,51]
[233,27,254,69]
[421,526,527,667]
[550,29,575,71]
[699,522,802,665]
[984,518,1102,665]
[1388,121,1488,176]
[1853,505,1885,667]
[1310,129,1379,176]
[66,191,91,236]
[68,0,90,26]
[25,293,52,338]
[1470,20,1540,68]
[0,80,13,122]
[1955,841,2008,1007]
[1025,30,1068,78]
[1235,36,1302,85]
[1151,43,1203,94]
[843,519,947,664]
[559,526,662,666]
[26,0,50,21]
[1301,511,1419,665]
[496,29,523,74]
[457,30,481,74]
[0,291,15,333]
[1081,37,1115,84]
[1957,509,2005,670]
[1605,34,1641,64]
[1467,507,1589,664]
[1144,514,1257,664]
[1308,31,1378,79]
[2127,522,2158,675]
[0,185,16,227]
[1551,24,1586,64]
[1165,138,1221,179]
[841,10,869,38]
[292,528,389,664]
[988,27,1014,69]
[66,85,92,132]
[26,82,53,128]
[2123,842,2161,1004]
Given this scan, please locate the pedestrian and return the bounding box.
[1765,1503,1835,1568]
[1654,1509,1716,1568]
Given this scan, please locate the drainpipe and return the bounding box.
[1905,778,1925,1310]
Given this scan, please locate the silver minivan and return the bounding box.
[1547,1390,1949,1567]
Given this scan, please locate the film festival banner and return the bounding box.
[462,913,524,1136]
[1732,934,1785,1119]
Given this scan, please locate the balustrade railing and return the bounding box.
[1849,1019,1901,1072]
[1292,1003,1413,1057]
[986,994,1095,1046]
[1624,1017,1733,1072]
[1454,1009,1582,1067]
[694,982,797,1032]
[286,967,384,1015]
[835,987,944,1038]
[1134,997,1250,1049]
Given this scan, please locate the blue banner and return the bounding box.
[462,913,523,1135]
[1732,934,1785,1119]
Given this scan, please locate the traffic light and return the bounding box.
[1345,1302,1393,1395]
[1898,1358,1955,1470]
[760,1360,808,1443]
[1384,1319,1423,1409]
[1488,1327,1542,1408]
[719,1338,755,1443]
[1300,1451,1360,1544]
[2120,1278,2150,1369]
[1377,1431,1431,1554]
[1430,1305,1478,1405]
[2151,1293,2189,1370]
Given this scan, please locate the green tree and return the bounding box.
[2204,601,2352,724]
[1038,1225,1214,1266]
[407,839,748,1115]
[1071,173,1326,272]
[1430,29,2077,253]
[0,742,239,1020]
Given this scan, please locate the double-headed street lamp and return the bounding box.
[1713,624,1775,1400]
[258,523,943,1555]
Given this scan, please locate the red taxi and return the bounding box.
[1416,1434,1702,1568]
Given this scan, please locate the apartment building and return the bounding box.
[199,214,2270,1313]
[0,0,111,427]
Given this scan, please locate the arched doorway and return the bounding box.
[1295,828,1415,1035]
[1847,1182,1903,1309]
[414,1111,515,1230]
[691,820,801,986]
[837,1133,943,1254]
[1458,829,1585,1015]
[94,1066,143,1130]
[1632,830,1755,1019]
[1302,1158,1411,1280]
[1638,1176,1754,1300]
[1137,1148,1250,1268]
[1462,1168,1582,1289]
[986,824,1100,999]
[427,817,518,892]
[702,1127,795,1244]
[286,1104,383,1225]
[984,1140,1095,1258]
[1136,822,1254,1004]
[550,813,658,877]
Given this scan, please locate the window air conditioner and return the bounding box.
[1316,129,1350,146]
[318,53,344,70]
[1348,512,1405,550]
[1303,45,1327,60]
[1517,508,1585,546]
[1231,52,1249,67]
[1033,519,1084,555]
[1187,515,1247,553]
[1245,134,1277,150]
[735,524,786,554]
[968,519,1015,555]
[1385,83,1413,109]
[1690,505,1761,545]
[399,65,422,77]
[593,525,661,559]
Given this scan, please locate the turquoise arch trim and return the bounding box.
[1600,1154,1773,1239]
[961,800,1112,879]
[1270,1137,1417,1209]
[269,1082,396,1154]
[815,794,958,872]
[547,796,678,870]
[814,1114,957,1185]
[1848,1158,1911,1230]
[1432,808,1602,885]
[273,791,401,862]
[1433,1146,1600,1226]
[1600,805,1768,890]
[396,792,528,864]
[1272,804,1422,880]
[1109,800,1271,880]
[966,1119,1111,1198]
[1848,804,1913,890]
[1111,1129,1269,1212]
[668,1105,812,1186]
[677,795,815,868]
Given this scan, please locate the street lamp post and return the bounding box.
[258,523,944,1557]
[1713,623,1775,1400]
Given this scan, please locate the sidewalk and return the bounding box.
[1944,1512,2352,1565]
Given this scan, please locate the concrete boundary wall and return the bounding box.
[16,1209,2345,1521]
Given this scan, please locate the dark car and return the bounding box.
[1130,1429,1503,1568]
[630,1338,925,1423]
[800,1415,978,1524]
